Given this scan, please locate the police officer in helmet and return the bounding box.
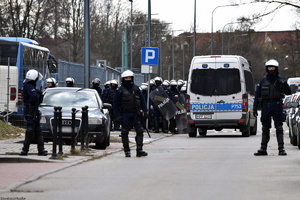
[65,77,75,87]
[104,79,120,131]
[113,70,148,157]
[253,59,291,156]
[91,78,102,97]
[46,77,57,88]
[20,69,48,156]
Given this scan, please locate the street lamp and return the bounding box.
[227,34,248,55]
[221,22,238,55]
[193,0,197,56]
[181,35,193,80]
[129,0,133,71]
[172,29,183,80]
[211,4,238,54]
[159,23,172,78]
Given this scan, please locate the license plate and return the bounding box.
[195,114,212,119]
[61,127,79,133]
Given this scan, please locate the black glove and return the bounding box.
[253,110,258,117]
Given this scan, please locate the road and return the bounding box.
[1,122,300,200]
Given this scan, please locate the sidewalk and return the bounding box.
[0,131,171,193]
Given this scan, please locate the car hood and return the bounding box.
[39,106,105,119]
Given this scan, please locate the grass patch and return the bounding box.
[0,120,25,140]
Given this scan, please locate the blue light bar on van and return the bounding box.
[202,64,208,68]
[224,64,230,68]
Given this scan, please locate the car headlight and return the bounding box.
[40,116,46,124]
[88,118,102,125]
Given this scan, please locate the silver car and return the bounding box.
[39,87,111,149]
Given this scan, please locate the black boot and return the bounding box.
[38,150,48,156]
[254,148,268,156]
[121,129,131,157]
[154,116,159,133]
[136,150,148,157]
[276,126,287,156]
[37,130,48,156]
[125,151,131,157]
[135,129,148,157]
[20,127,34,156]
[254,126,270,156]
[278,148,287,156]
[162,119,169,133]
[19,149,28,156]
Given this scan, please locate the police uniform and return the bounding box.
[20,70,47,156]
[254,60,291,156]
[113,70,148,157]
[104,81,120,131]
[153,77,168,133]
[167,80,180,133]
[101,81,111,102]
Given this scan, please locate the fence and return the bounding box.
[57,60,144,87]
[0,59,145,126]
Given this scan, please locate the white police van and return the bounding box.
[186,55,257,137]
[287,77,300,94]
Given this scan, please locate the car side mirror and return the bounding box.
[286,102,299,108]
[103,103,112,109]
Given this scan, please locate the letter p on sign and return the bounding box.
[145,49,155,62]
[141,47,159,65]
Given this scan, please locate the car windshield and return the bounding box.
[41,91,99,108]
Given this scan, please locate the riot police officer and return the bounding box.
[113,70,148,157]
[253,59,291,156]
[101,80,111,101]
[46,77,57,88]
[20,69,48,156]
[162,80,170,91]
[153,77,168,133]
[91,78,102,97]
[167,80,180,133]
[65,77,75,87]
[104,79,119,131]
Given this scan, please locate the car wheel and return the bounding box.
[291,126,297,146]
[95,139,107,150]
[250,119,257,135]
[198,128,207,136]
[241,123,250,137]
[297,129,300,150]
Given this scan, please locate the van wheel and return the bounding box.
[250,119,257,135]
[241,123,250,137]
[188,125,197,137]
[198,128,207,136]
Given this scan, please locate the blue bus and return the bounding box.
[0,37,57,124]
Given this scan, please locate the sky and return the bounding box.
[135,0,299,35]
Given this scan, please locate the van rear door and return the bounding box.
[189,60,218,120]
[214,59,243,120]
[189,57,243,121]
[0,65,18,113]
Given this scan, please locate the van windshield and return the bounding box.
[191,68,241,96]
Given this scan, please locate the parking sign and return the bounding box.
[141,47,159,65]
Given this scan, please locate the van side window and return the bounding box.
[244,70,255,95]
[191,68,241,96]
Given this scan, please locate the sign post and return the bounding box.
[141,47,159,129]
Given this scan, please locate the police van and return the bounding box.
[186,55,257,137]
[287,77,300,94]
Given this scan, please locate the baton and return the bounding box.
[137,111,151,138]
